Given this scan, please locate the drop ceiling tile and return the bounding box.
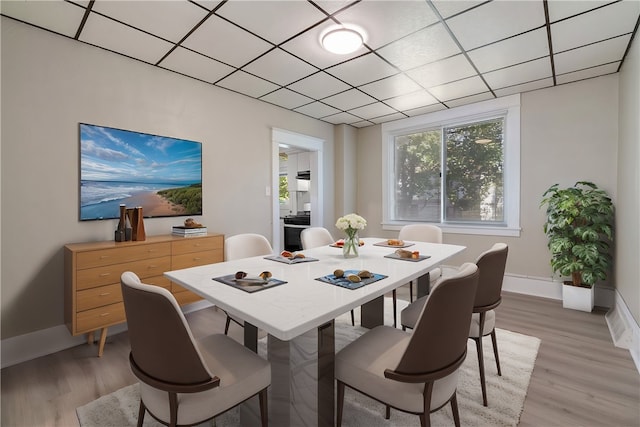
[350,120,374,128]
[192,1,223,11]
[376,23,460,70]
[91,1,208,43]
[556,62,620,85]
[370,112,407,124]
[314,1,358,15]
[288,72,351,99]
[333,1,438,49]
[216,70,279,98]
[446,0,546,50]
[216,1,327,45]
[429,76,488,102]
[551,1,639,53]
[384,90,438,111]
[0,0,85,37]
[281,19,369,70]
[468,28,548,73]
[161,46,234,84]
[294,102,341,119]
[359,74,422,100]
[483,57,552,90]
[182,14,273,68]
[261,88,314,110]
[322,111,362,125]
[326,53,398,86]
[431,1,483,19]
[405,54,477,89]
[243,48,318,86]
[547,0,617,23]
[446,92,494,108]
[348,102,397,120]
[493,77,554,98]
[322,89,377,111]
[80,12,174,64]
[554,35,630,74]
[404,103,447,117]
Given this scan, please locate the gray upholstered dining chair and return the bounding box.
[401,243,509,406]
[389,224,443,328]
[223,233,274,334]
[335,263,479,427]
[120,271,271,427]
[301,227,355,326]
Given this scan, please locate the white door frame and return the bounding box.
[272,128,324,251]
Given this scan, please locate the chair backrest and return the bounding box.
[395,263,479,375]
[474,243,508,309]
[301,227,334,249]
[398,224,443,244]
[224,233,273,261]
[120,272,212,385]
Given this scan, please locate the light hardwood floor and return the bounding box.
[1,290,639,427]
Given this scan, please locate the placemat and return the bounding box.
[213,274,287,293]
[384,253,431,262]
[264,255,319,264]
[373,241,415,248]
[316,270,387,290]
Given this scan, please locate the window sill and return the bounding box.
[382,222,521,237]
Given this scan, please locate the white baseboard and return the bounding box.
[1,300,213,369]
[605,290,640,373]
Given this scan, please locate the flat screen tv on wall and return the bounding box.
[79,123,203,221]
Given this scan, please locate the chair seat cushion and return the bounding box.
[336,325,459,414]
[469,310,495,338]
[400,296,427,330]
[140,333,270,425]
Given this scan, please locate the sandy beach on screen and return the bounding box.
[122,191,187,216]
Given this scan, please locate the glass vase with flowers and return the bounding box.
[336,213,367,258]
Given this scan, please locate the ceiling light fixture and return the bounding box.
[321,27,364,55]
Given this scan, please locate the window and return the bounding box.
[382,95,520,236]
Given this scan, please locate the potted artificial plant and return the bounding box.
[540,181,614,312]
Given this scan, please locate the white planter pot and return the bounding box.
[562,282,595,312]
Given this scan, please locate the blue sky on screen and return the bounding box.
[80,124,202,184]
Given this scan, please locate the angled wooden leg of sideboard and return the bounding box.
[97,328,108,357]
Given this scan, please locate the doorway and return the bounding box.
[271,128,324,252]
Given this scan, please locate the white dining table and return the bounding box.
[164,237,465,427]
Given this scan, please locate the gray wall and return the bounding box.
[0,18,334,339]
[356,75,620,286]
[616,33,640,325]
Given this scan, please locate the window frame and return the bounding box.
[382,94,521,237]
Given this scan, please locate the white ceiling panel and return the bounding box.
[160,46,234,84]
[405,54,477,89]
[91,0,208,43]
[182,14,273,68]
[468,27,549,73]
[326,53,398,86]
[215,70,279,98]
[483,57,552,90]
[79,13,173,64]
[0,0,85,38]
[216,1,327,45]
[446,0,546,50]
[554,35,631,75]
[376,23,460,70]
[2,0,637,128]
[288,72,351,100]
[333,0,438,49]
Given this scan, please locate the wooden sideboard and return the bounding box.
[64,233,223,356]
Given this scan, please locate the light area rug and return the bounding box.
[77,299,540,427]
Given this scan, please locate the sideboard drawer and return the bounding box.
[76,243,171,269]
[76,302,126,332]
[77,283,122,312]
[76,256,172,290]
[172,250,222,270]
[172,235,223,255]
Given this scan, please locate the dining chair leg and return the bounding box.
[224,315,231,335]
[409,280,414,302]
[337,381,345,427]
[136,400,145,427]
[350,310,355,326]
[474,336,488,406]
[490,328,502,376]
[450,393,460,427]
[392,289,397,328]
[385,405,391,419]
[259,388,268,427]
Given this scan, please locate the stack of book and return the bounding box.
[172,226,207,237]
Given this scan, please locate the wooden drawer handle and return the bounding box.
[99,313,110,317]
[193,257,202,261]
[99,255,110,259]
[99,292,111,296]
[99,273,111,277]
